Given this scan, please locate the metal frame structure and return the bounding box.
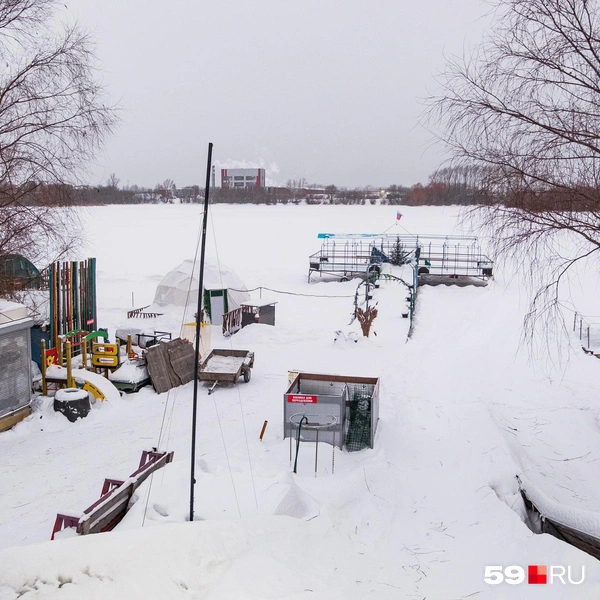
[308,233,493,282]
[283,372,380,465]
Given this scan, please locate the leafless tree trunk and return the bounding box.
[430,0,600,353]
[0,0,117,292]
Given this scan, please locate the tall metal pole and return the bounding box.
[190,142,213,523]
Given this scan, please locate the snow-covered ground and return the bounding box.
[1,204,600,599]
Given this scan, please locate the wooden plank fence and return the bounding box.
[223,307,243,336]
[127,305,164,319]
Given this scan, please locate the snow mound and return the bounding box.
[45,365,121,402]
[0,517,355,600]
[273,480,320,520]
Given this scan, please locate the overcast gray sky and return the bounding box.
[63,0,490,189]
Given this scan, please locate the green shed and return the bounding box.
[0,254,41,293]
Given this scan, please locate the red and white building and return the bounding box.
[221,168,265,189]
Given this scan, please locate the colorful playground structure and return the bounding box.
[1,258,124,430]
[40,257,135,404]
[40,333,122,402]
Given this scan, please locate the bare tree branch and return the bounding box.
[429,0,600,355]
[0,0,117,293]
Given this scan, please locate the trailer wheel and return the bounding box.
[242,367,251,383]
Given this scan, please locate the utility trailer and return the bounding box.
[198,349,254,394]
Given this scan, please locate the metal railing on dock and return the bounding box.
[308,233,493,282]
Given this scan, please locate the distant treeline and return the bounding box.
[7,181,484,207]
[18,165,594,208]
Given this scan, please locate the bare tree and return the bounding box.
[106,173,120,190]
[429,165,485,205]
[431,0,600,351]
[154,179,176,202]
[0,0,116,288]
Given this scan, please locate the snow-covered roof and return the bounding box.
[0,298,28,326]
[240,296,277,307]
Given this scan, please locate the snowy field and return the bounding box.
[1,204,600,599]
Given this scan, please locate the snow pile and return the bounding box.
[109,359,149,385]
[0,516,387,600]
[202,354,244,374]
[519,475,600,539]
[45,365,121,402]
[0,299,28,324]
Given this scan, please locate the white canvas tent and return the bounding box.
[153,260,250,324]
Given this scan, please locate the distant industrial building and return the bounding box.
[221,168,265,189]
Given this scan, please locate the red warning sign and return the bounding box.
[286,394,317,403]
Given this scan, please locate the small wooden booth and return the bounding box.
[241,299,277,327]
[222,298,277,336]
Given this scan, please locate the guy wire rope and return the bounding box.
[143,204,208,527]
[209,208,259,511]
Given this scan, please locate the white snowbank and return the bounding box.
[109,359,149,384]
[519,475,600,540]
